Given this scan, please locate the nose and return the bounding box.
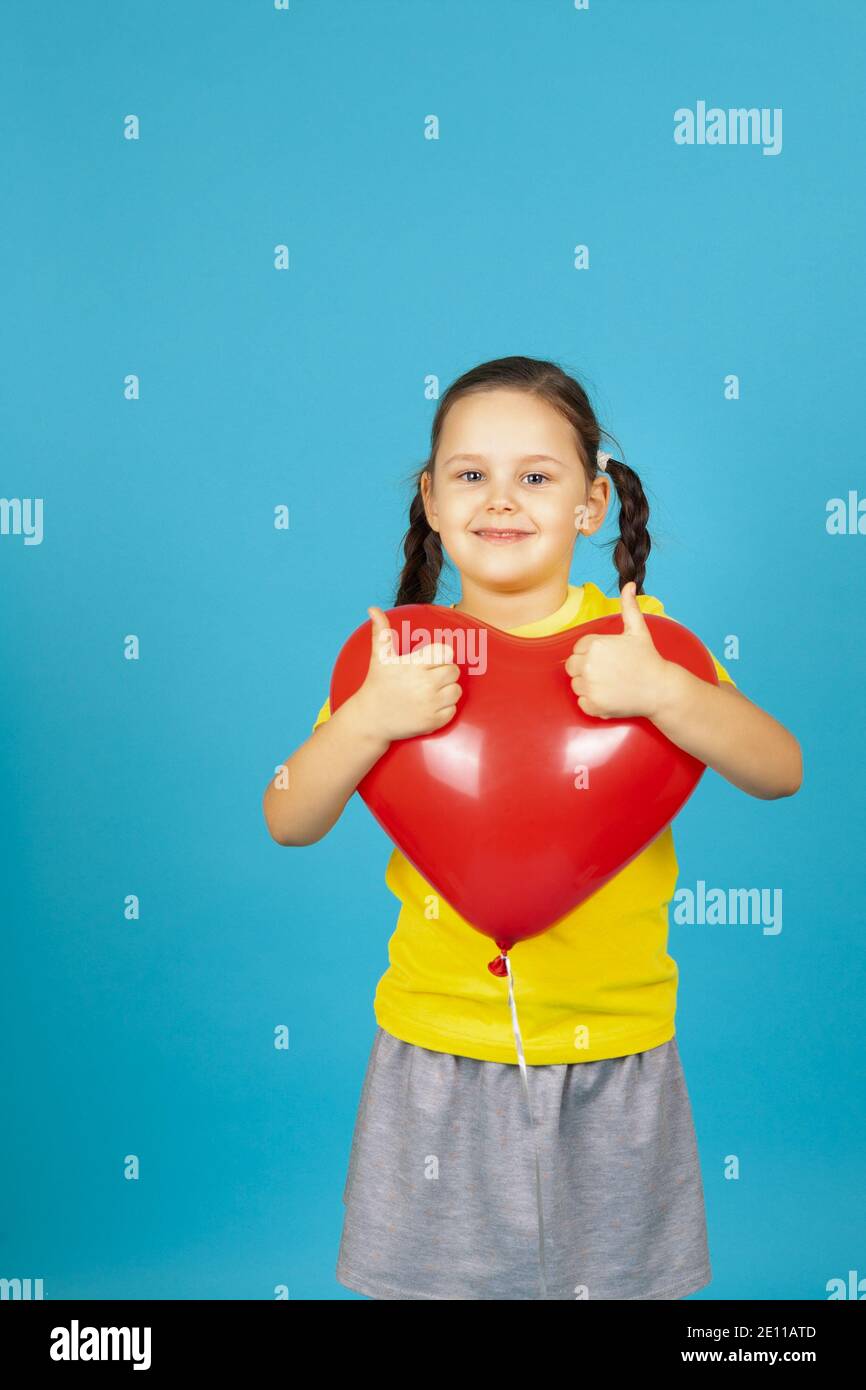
[483,494,518,514]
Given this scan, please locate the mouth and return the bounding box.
[471,529,535,543]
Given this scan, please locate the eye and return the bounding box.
[456,470,550,484]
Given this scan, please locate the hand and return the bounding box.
[563,581,674,720]
[353,606,463,742]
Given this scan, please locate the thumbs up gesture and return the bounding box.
[563,582,674,720]
[354,605,464,742]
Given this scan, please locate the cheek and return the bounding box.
[438,502,476,535]
[540,501,584,538]
[437,489,474,518]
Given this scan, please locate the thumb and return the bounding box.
[367,606,397,665]
[619,581,648,636]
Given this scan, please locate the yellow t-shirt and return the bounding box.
[311,580,736,1065]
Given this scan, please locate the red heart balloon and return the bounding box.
[330,604,718,964]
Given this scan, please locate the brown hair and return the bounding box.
[394,355,652,606]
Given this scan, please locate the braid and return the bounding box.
[605,457,652,596]
[394,484,445,606]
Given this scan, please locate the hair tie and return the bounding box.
[596,450,611,472]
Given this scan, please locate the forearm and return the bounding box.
[262,691,391,846]
[650,663,803,800]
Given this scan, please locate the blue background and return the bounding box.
[1,0,863,1301]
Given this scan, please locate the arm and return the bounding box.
[566,583,803,802]
[264,606,462,846]
[262,690,391,846]
[650,668,803,800]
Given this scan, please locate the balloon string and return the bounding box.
[502,953,549,1299]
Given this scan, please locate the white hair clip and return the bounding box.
[596,450,611,472]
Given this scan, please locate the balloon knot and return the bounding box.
[488,951,509,977]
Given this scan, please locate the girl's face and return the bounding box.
[421,389,609,591]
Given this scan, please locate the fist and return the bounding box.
[563,581,672,720]
[355,605,463,742]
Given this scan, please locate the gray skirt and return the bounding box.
[336,1025,712,1300]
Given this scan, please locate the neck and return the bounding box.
[452,576,572,630]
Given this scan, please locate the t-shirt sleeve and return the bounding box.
[706,652,736,687]
[637,593,737,688]
[312,696,332,732]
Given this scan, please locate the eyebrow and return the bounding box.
[442,452,566,468]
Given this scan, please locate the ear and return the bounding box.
[420,470,437,529]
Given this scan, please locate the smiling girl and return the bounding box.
[263,355,802,1300]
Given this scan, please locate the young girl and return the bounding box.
[262,355,802,1301]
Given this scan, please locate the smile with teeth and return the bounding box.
[472,528,535,542]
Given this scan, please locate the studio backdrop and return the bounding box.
[1,0,863,1301]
